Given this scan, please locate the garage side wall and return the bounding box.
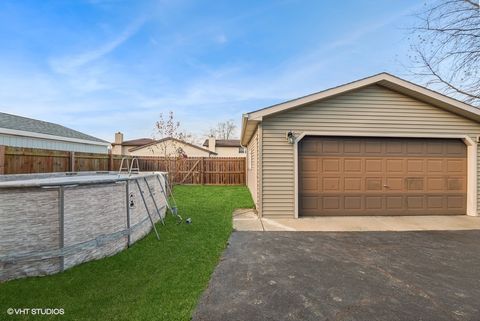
[261,85,480,218]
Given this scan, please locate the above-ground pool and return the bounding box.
[0,171,168,282]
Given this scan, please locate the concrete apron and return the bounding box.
[232,209,480,232]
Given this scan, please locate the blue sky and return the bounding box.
[0,0,422,142]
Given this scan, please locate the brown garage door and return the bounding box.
[299,136,467,216]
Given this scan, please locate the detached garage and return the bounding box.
[241,73,480,218]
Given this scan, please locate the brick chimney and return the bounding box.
[208,136,216,152]
[114,132,123,145]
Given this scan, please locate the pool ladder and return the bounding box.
[118,157,140,176]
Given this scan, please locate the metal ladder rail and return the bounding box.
[155,174,182,223]
[143,176,165,225]
[134,178,160,240]
[118,157,130,175]
[129,158,140,175]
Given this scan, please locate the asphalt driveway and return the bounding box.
[192,231,480,321]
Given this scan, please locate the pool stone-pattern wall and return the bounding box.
[0,174,167,282]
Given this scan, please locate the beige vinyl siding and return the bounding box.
[247,129,259,208]
[0,133,108,154]
[478,143,480,212]
[261,84,480,218]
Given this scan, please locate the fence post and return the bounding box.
[58,186,65,272]
[108,151,113,172]
[69,151,75,172]
[201,157,204,185]
[0,145,5,175]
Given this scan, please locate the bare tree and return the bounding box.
[152,111,190,183]
[409,0,480,106]
[209,120,237,139]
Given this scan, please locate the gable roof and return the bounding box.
[113,138,155,146]
[203,139,241,147]
[0,112,109,146]
[128,137,217,154]
[241,72,480,145]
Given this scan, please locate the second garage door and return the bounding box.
[299,136,467,216]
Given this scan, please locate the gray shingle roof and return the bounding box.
[0,112,108,143]
[114,138,155,146]
[203,139,241,147]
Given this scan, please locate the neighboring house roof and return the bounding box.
[128,137,217,154]
[202,139,241,147]
[241,72,480,145]
[0,112,109,146]
[112,138,155,146]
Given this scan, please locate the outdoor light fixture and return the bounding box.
[286,131,295,144]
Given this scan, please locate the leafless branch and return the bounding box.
[408,0,480,106]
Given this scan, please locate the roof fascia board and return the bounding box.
[247,73,480,121]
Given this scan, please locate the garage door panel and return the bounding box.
[427,177,445,190]
[344,177,362,191]
[427,196,444,209]
[300,196,318,210]
[427,159,443,172]
[322,159,341,172]
[299,136,467,216]
[407,159,424,173]
[345,196,362,209]
[301,178,318,192]
[446,142,467,156]
[344,159,362,172]
[365,159,382,172]
[301,140,317,153]
[301,158,318,171]
[386,141,403,154]
[407,196,425,209]
[406,178,424,191]
[427,141,444,154]
[386,159,403,172]
[386,196,403,209]
[365,141,382,153]
[447,196,465,209]
[385,177,403,191]
[447,160,465,172]
[406,141,424,154]
[366,177,382,191]
[323,197,340,210]
[447,178,465,191]
[343,140,361,153]
[323,177,341,191]
[322,141,340,153]
[365,196,383,210]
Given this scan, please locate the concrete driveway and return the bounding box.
[192,231,480,321]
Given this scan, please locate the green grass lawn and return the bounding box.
[0,185,253,321]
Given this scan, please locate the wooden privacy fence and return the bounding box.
[0,146,246,185]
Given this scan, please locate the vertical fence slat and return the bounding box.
[0,145,5,175]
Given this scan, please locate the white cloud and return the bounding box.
[49,17,146,74]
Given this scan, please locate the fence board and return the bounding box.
[2,146,246,185]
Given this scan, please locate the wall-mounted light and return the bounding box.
[286,131,295,144]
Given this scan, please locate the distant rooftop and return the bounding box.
[0,112,108,143]
[116,138,155,146]
[203,139,241,147]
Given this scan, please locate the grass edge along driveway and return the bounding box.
[0,185,254,321]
